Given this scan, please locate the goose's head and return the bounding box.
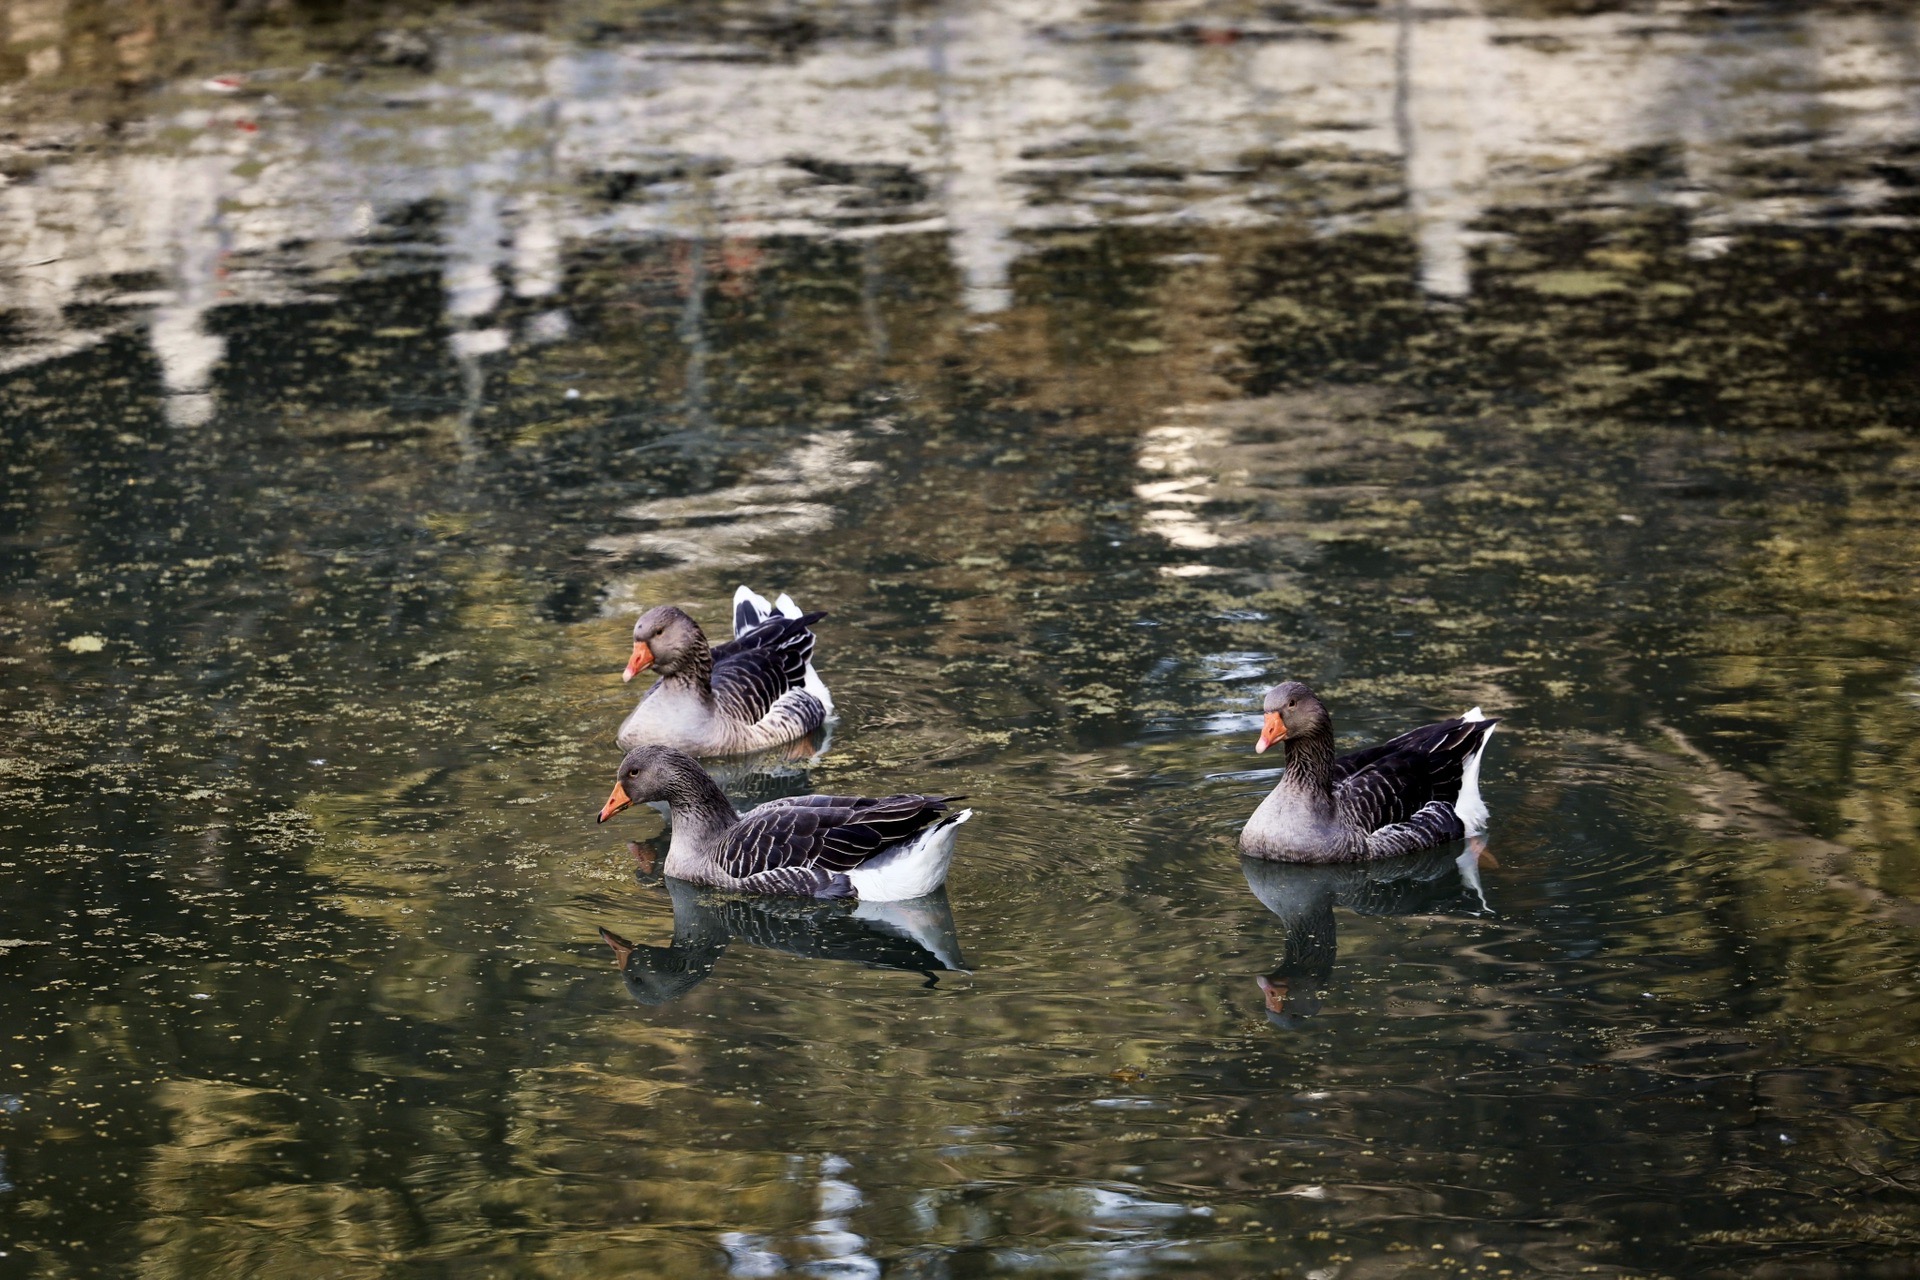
[598,745,700,822]
[624,605,705,682]
[1257,681,1330,753]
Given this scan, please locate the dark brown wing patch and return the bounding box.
[710,613,825,727]
[1333,717,1496,842]
[716,794,958,884]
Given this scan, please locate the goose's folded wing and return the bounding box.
[1332,760,1433,834]
[1363,801,1466,858]
[717,794,955,879]
[712,611,823,662]
[1334,718,1497,804]
[733,865,856,899]
[708,649,800,728]
[709,614,824,726]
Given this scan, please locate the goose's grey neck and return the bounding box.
[663,642,716,698]
[661,763,738,843]
[1281,727,1338,808]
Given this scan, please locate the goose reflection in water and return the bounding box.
[1242,843,1492,1029]
[598,875,968,1006]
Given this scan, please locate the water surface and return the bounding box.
[3,1,1920,1276]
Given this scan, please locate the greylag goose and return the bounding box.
[597,745,971,900]
[617,586,835,756]
[595,878,966,1005]
[1239,682,1497,863]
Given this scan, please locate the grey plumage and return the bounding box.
[600,745,969,899]
[616,594,831,756]
[1241,682,1499,863]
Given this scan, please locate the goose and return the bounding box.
[1239,681,1498,863]
[597,745,971,901]
[616,586,835,756]
[595,878,967,1005]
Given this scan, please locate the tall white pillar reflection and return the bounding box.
[136,155,230,428]
[931,1,1029,314]
[1398,3,1494,298]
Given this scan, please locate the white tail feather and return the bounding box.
[805,661,835,719]
[733,584,776,636]
[1454,713,1494,835]
[845,810,971,902]
[735,584,833,716]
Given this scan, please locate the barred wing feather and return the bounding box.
[717,794,961,880]
[709,612,824,727]
[1363,801,1467,858]
[1332,717,1498,837]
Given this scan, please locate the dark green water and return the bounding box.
[3,3,1920,1276]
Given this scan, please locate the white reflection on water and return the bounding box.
[719,1154,881,1278]
[1135,420,1237,557]
[1132,394,1403,585]
[3,0,1917,390]
[592,430,880,600]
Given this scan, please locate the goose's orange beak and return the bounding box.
[1255,712,1286,754]
[622,641,654,683]
[1257,975,1289,1014]
[598,781,633,823]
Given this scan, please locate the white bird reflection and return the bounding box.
[717,1154,880,1278]
[592,431,879,608]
